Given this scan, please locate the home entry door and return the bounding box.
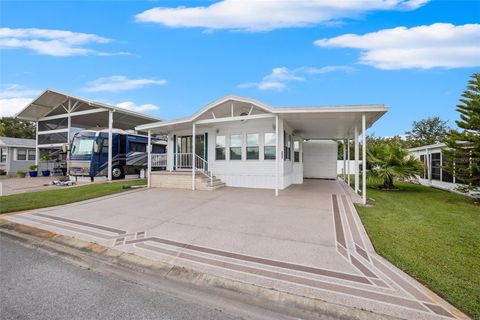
[176,135,205,169]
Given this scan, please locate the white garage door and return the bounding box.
[303,140,338,179]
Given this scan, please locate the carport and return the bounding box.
[15,89,161,180]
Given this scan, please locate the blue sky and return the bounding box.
[0,0,479,136]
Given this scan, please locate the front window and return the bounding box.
[0,148,6,163]
[246,134,259,160]
[71,136,95,156]
[17,149,27,161]
[215,136,226,160]
[28,150,36,161]
[294,141,300,162]
[230,134,242,160]
[264,133,276,160]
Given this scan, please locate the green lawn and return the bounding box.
[356,182,480,319]
[0,179,146,214]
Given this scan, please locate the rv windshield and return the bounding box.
[71,136,95,156]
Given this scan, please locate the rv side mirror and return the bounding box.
[61,144,68,153]
[93,142,100,154]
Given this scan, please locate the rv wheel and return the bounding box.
[112,166,124,180]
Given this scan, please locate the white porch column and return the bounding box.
[168,135,173,172]
[275,115,279,196]
[35,122,39,167]
[147,130,152,188]
[362,114,367,204]
[192,122,196,191]
[347,138,351,186]
[342,140,346,180]
[107,110,113,181]
[66,112,71,177]
[354,126,359,193]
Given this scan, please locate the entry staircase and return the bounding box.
[151,153,226,191]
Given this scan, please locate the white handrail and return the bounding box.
[194,154,213,186]
[151,152,213,186]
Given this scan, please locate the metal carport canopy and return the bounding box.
[274,104,388,140]
[15,89,161,129]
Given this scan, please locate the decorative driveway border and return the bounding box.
[3,184,467,320]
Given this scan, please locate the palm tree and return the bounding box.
[367,144,423,190]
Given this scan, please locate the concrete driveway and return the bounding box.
[4,180,463,320]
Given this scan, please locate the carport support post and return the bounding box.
[354,126,359,193]
[35,122,39,167]
[342,140,346,180]
[107,110,113,181]
[362,114,367,205]
[347,138,351,186]
[275,115,279,197]
[147,130,151,188]
[192,122,196,191]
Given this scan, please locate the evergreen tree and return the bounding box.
[443,73,480,187]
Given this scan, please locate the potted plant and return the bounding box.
[28,164,38,177]
[41,154,51,177]
[16,170,26,178]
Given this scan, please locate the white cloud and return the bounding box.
[83,75,167,92]
[135,0,429,32]
[238,65,353,91]
[0,85,39,117]
[0,27,129,56]
[0,84,41,99]
[315,23,480,69]
[116,101,160,113]
[0,98,33,117]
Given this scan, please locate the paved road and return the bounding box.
[0,234,334,320]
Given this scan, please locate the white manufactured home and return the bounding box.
[408,143,460,191]
[136,95,387,203]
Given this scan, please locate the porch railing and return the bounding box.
[150,152,213,186]
[151,153,168,167]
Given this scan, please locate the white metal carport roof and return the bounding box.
[16,89,161,129]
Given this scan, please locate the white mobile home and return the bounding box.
[408,143,459,191]
[136,95,387,203]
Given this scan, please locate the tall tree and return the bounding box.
[406,116,449,147]
[443,73,480,187]
[0,117,36,139]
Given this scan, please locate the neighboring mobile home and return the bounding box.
[0,136,36,176]
[136,95,388,203]
[409,143,460,191]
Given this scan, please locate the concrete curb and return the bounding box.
[0,219,399,320]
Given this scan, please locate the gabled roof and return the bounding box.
[0,136,36,148]
[136,94,388,139]
[15,89,162,124]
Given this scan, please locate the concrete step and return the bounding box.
[151,171,225,190]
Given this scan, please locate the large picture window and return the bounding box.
[230,134,242,160]
[264,133,276,160]
[216,136,226,160]
[246,133,259,160]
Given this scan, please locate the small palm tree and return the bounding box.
[367,144,423,190]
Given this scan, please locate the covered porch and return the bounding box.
[137,95,387,204]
